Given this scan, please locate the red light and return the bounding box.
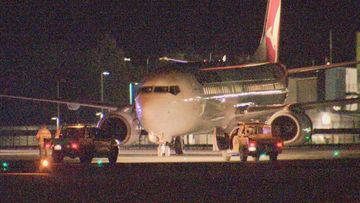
[71,143,79,150]
[45,143,51,149]
[276,142,283,148]
[249,141,256,147]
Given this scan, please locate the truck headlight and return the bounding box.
[54,144,62,150]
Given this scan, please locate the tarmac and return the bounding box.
[1,147,360,202]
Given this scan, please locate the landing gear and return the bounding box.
[215,127,230,150]
[174,136,184,155]
[221,150,231,161]
[108,146,119,164]
[157,143,171,157]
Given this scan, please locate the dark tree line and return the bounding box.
[0,33,146,125]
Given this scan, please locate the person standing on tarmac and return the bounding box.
[35,125,52,158]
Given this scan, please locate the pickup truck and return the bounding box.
[48,124,119,164]
[228,122,284,162]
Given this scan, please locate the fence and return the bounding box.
[1,125,360,149]
[0,125,56,148]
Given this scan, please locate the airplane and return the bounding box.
[112,0,360,156]
[1,0,360,157]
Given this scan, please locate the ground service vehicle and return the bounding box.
[227,122,284,162]
[50,124,119,164]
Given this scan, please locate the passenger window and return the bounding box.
[169,86,180,95]
[154,86,169,93]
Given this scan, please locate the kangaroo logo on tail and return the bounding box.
[253,0,281,63]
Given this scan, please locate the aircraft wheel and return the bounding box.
[157,145,163,157]
[165,145,171,157]
[108,147,119,164]
[221,150,231,161]
[157,144,171,157]
[215,127,230,150]
[174,136,184,155]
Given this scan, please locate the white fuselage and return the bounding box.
[135,63,288,144]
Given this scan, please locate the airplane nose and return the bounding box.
[135,93,202,139]
[135,94,156,120]
[136,95,172,131]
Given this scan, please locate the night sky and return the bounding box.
[0,0,359,126]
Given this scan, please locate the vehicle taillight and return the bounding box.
[276,141,283,148]
[71,143,79,150]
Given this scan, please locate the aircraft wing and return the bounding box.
[0,94,118,111]
[235,104,286,122]
[201,60,360,73]
[239,97,360,119]
[287,60,360,75]
[200,62,271,71]
[288,97,360,111]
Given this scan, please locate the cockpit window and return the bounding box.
[154,86,169,93]
[139,85,181,95]
[140,86,153,93]
[169,86,180,95]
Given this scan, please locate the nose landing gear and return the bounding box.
[157,143,171,157]
[174,136,184,155]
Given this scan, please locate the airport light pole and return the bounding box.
[124,57,131,73]
[329,30,333,64]
[100,71,110,112]
[96,112,104,119]
[56,80,60,129]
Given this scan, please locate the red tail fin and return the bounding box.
[253,0,281,63]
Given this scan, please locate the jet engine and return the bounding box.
[267,110,312,145]
[97,107,141,145]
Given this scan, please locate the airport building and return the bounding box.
[288,68,360,144]
[182,67,360,146]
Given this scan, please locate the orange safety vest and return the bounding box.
[36,128,52,145]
